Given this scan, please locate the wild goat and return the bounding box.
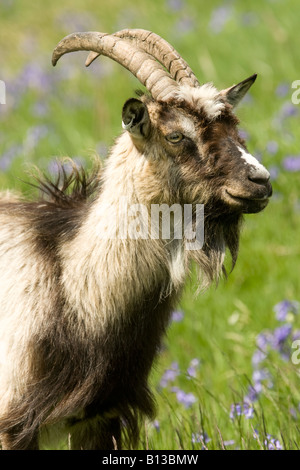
[0,29,272,450]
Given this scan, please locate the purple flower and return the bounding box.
[171,310,184,322]
[289,407,298,419]
[245,382,262,403]
[266,141,279,155]
[269,165,279,181]
[160,362,180,388]
[187,358,200,378]
[282,156,300,172]
[280,101,298,118]
[274,300,299,321]
[238,129,249,140]
[166,0,184,11]
[174,16,195,36]
[230,403,242,419]
[209,6,233,34]
[176,390,197,408]
[240,12,258,27]
[275,82,290,98]
[252,348,267,367]
[252,368,270,383]
[31,101,49,117]
[0,144,22,171]
[58,11,96,33]
[243,402,255,419]
[292,330,300,341]
[192,432,211,445]
[273,101,299,129]
[256,332,269,350]
[272,324,292,352]
[230,402,254,420]
[21,63,53,93]
[24,125,49,151]
[151,420,160,432]
[264,434,282,450]
[224,439,235,447]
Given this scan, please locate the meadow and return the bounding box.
[0,0,299,450]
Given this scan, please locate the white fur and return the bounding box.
[238,146,270,181]
[176,84,225,120]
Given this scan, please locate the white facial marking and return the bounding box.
[238,146,270,181]
[180,115,197,140]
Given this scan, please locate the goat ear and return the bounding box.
[122,99,150,139]
[221,74,257,108]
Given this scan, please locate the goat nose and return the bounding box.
[248,165,270,185]
[237,146,270,184]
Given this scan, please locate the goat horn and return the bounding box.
[52,31,180,101]
[113,29,200,88]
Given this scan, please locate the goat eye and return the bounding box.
[165,132,184,144]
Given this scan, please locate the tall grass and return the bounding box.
[0,0,299,449]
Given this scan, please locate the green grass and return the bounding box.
[1,0,300,450]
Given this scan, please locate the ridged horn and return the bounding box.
[52,31,180,101]
[113,29,200,88]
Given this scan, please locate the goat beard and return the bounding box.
[187,211,243,291]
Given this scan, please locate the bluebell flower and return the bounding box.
[252,368,270,384]
[31,101,49,118]
[264,434,282,450]
[274,300,290,321]
[209,6,233,34]
[187,358,200,378]
[243,402,255,419]
[275,82,290,98]
[230,402,254,420]
[152,420,160,432]
[58,11,96,33]
[280,101,298,118]
[272,324,292,349]
[269,166,279,181]
[245,382,262,403]
[192,432,211,445]
[256,331,272,351]
[175,390,197,408]
[238,129,249,140]
[21,62,53,93]
[171,310,184,322]
[160,362,180,388]
[252,349,267,367]
[240,12,258,27]
[0,144,22,171]
[223,439,235,447]
[283,156,300,172]
[292,330,300,341]
[24,125,49,152]
[266,140,278,155]
[166,0,184,11]
[173,16,195,36]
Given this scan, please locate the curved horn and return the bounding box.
[113,29,200,88]
[52,31,180,101]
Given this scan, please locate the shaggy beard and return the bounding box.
[187,207,243,291]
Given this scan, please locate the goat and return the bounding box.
[0,29,272,450]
